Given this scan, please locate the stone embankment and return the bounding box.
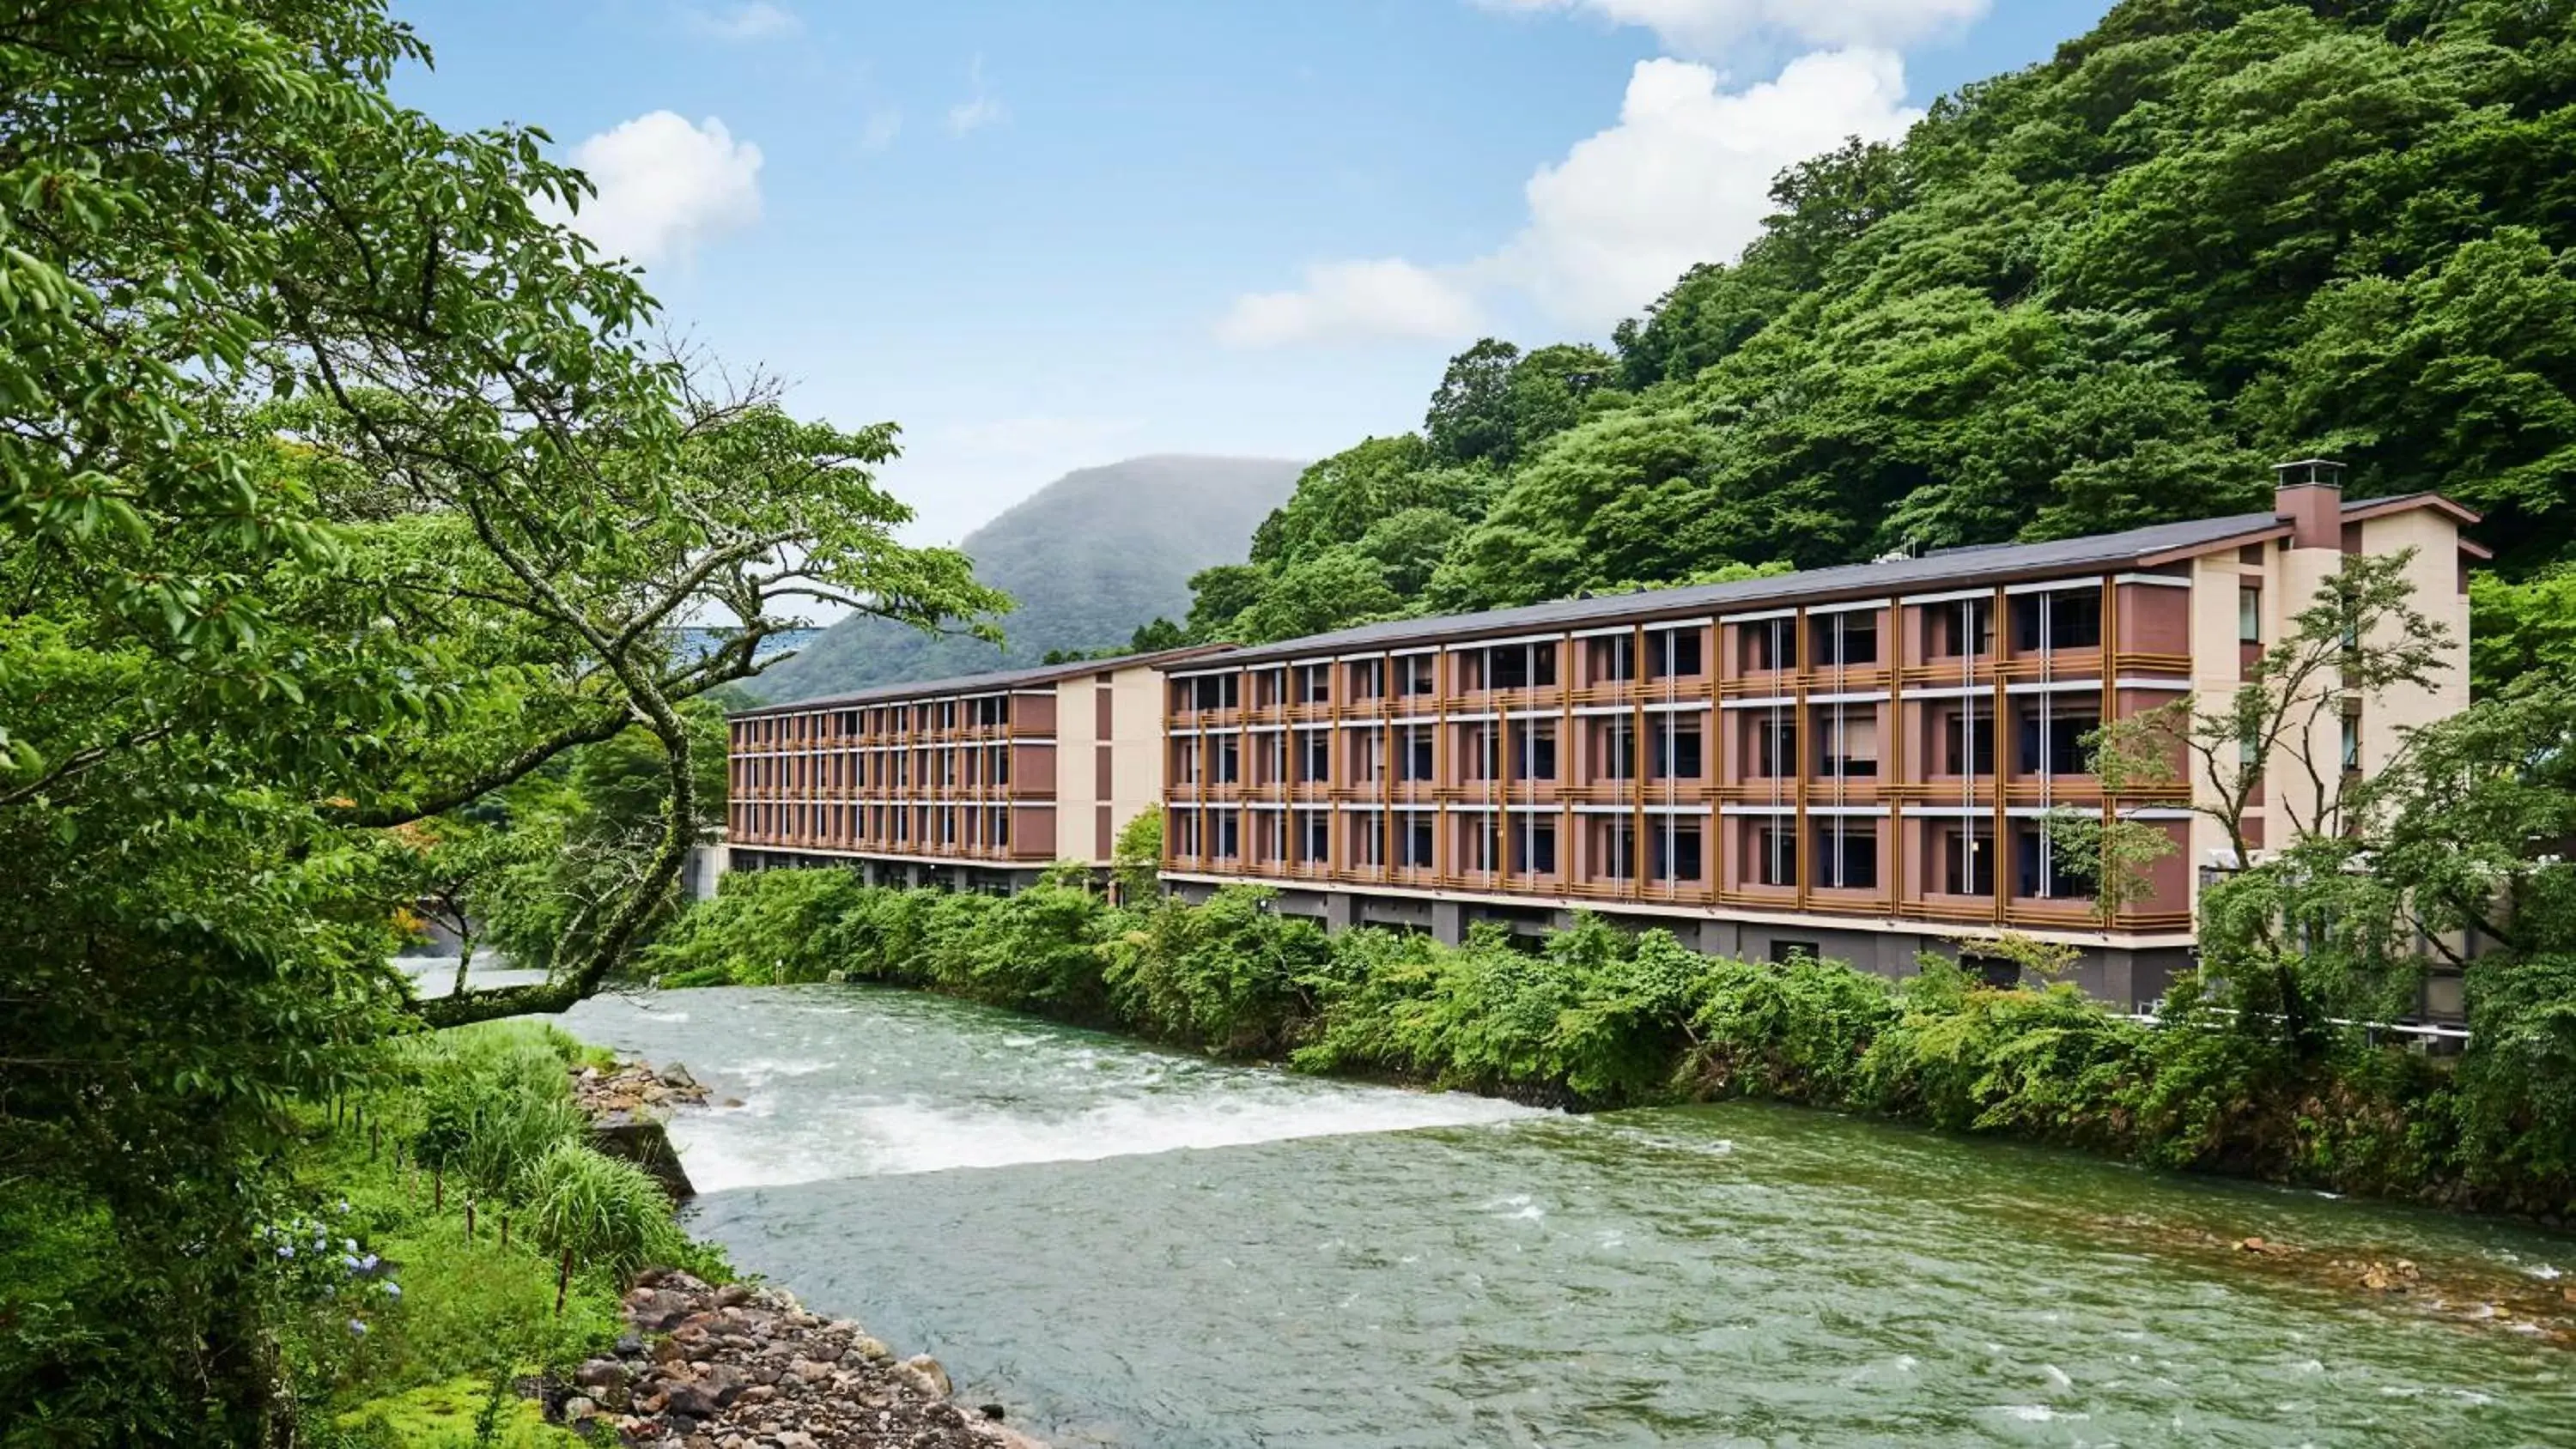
[561,1058,1043,1446]
[554,1270,1038,1448]
[574,1057,719,1197]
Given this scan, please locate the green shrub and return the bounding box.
[640,867,869,985]
[1101,888,1330,1053]
[1686,951,1900,1106]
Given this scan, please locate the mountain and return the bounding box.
[1182,0,2576,661]
[750,455,1303,701]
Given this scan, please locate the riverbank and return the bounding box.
[642,870,2576,1221]
[280,1020,1027,1446]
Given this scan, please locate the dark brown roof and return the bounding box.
[1175,495,2479,671]
[730,644,1233,718]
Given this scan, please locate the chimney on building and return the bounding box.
[2274,458,2344,549]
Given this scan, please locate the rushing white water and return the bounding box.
[564,985,1534,1193]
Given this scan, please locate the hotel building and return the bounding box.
[725,647,1224,890]
[1156,465,2479,1009]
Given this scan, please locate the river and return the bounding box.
[534,980,2576,1447]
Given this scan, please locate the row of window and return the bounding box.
[1167,705,2103,787]
[732,802,1016,850]
[734,746,1012,792]
[1166,809,2099,900]
[732,695,1016,748]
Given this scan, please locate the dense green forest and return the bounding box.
[1181,0,2576,680]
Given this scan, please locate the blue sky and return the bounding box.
[397,0,2116,547]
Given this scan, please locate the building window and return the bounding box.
[1649,718,1703,779]
[1299,730,1331,783]
[1215,811,1241,861]
[1743,616,1798,672]
[1753,713,1798,779]
[1926,597,1994,659]
[1590,634,1637,683]
[1646,627,1703,680]
[1752,822,1797,887]
[1349,658,1385,700]
[1486,641,1558,690]
[1297,809,1330,864]
[1941,822,1994,895]
[1514,720,1558,780]
[1295,664,1333,705]
[1814,706,1879,779]
[1351,727,1386,783]
[1941,705,1996,776]
[1597,719,1637,780]
[1400,725,1437,782]
[1460,723,1500,781]
[1397,654,1437,696]
[2013,589,2103,652]
[1462,815,1502,872]
[1399,812,1437,868]
[1514,816,1558,874]
[1813,819,1879,889]
[1216,735,1242,785]
[2017,708,2099,777]
[1650,819,1703,882]
[1595,819,1637,880]
[1813,610,1880,667]
[2239,586,2262,645]
[1350,811,1384,868]
[2342,706,2362,773]
[1173,742,1201,785]
[2014,824,2087,900]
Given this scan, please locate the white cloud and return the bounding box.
[683,2,800,41]
[1216,258,1487,349]
[1500,50,1918,328]
[550,112,763,267]
[1479,0,1986,54]
[1215,49,1917,343]
[948,54,1007,135]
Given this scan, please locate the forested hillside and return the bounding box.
[1184,0,2576,678]
[753,455,1299,701]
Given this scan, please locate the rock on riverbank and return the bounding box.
[575,1057,714,1198]
[558,1269,1039,1448]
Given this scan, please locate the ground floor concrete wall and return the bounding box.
[727,847,1059,897]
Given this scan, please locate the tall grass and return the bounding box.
[522,1142,688,1310]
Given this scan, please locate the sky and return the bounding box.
[395,0,2117,548]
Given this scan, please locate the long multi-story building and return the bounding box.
[725,647,1224,890]
[1156,464,2480,1009]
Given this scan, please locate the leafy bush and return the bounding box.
[641,867,872,985]
[1101,888,1330,1053]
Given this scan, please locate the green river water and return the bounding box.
[548,982,2576,1447]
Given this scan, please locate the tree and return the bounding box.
[1424,339,1522,468]
[0,3,997,1438]
[1112,809,1164,906]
